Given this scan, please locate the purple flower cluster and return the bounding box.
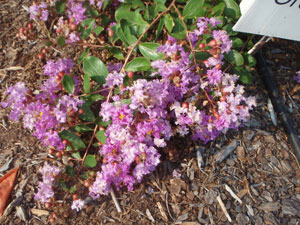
[0,82,28,121]
[89,0,124,9]
[189,17,222,47]
[295,71,300,83]
[66,0,86,25]
[71,199,85,211]
[188,17,232,68]
[1,58,84,150]
[34,163,60,203]
[88,17,255,200]
[29,2,49,21]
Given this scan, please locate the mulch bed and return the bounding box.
[0,1,299,224]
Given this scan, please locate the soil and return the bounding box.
[0,1,300,225]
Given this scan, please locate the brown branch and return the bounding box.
[206,0,217,17]
[77,87,111,97]
[79,124,98,169]
[173,4,215,107]
[172,4,197,67]
[71,42,122,49]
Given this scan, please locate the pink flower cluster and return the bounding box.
[1,58,83,150]
[34,163,60,203]
[88,19,255,199]
[29,2,49,21]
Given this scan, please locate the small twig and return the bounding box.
[80,124,98,168]
[206,0,217,17]
[172,4,197,67]
[165,192,175,221]
[71,42,121,49]
[216,195,232,223]
[224,184,242,204]
[248,36,271,56]
[110,189,122,213]
[0,66,24,71]
[77,87,111,97]
[50,46,63,54]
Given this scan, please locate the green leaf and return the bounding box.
[195,51,211,61]
[170,18,187,40]
[125,57,151,72]
[78,48,90,64]
[57,36,65,46]
[59,180,68,191]
[225,50,244,66]
[86,5,99,17]
[120,20,138,46]
[211,2,225,16]
[223,23,238,36]
[139,43,163,60]
[102,0,110,10]
[44,40,53,47]
[78,103,95,122]
[66,165,75,177]
[83,94,104,104]
[154,0,166,12]
[183,0,205,19]
[116,24,130,47]
[95,119,111,127]
[74,124,94,132]
[234,67,253,84]
[83,74,90,94]
[232,37,243,48]
[59,130,86,150]
[155,18,164,41]
[224,0,241,19]
[94,26,104,36]
[164,13,174,33]
[55,0,66,14]
[70,185,76,193]
[244,54,256,67]
[95,130,107,145]
[83,56,108,85]
[84,155,97,168]
[62,75,75,94]
[115,7,149,35]
[80,19,95,40]
[109,47,124,60]
[71,152,81,159]
[125,0,145,9]
[100,14,110,26]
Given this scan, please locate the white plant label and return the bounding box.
[233,0,300,41]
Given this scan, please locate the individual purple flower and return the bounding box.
[29,2,49,21]
[43,58,74,77]
[208,17,222,27]
[212,30,232,53]
[34,163,60,203]
[294,71,300,83]
[1,82,29,121]
[67,32,80,44]
[207,68,223,85]
[71,199,85,211]
[104,71,125,88]
[196,17,209,35]
[107,62,122,73]
[67,0,86,25]
[132,144,160,182]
